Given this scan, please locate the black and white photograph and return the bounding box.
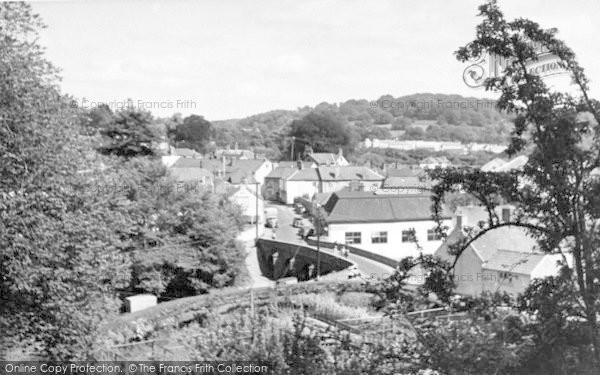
[1,0,600,373]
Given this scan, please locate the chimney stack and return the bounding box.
[501,207,512,223]
[456,214,463,229]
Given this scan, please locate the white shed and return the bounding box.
[125,294,157,313]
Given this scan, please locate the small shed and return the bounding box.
[124,294,157,313]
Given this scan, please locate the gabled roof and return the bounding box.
[216,149,254,159]
[169,167,213,182]
[324,191,450,224]
[435,225,539,264]
[308,152,347,165]
[226,169,257,184]
[266,166,297,179]
[277,161,315,169]
[495,155,528,172]
[386,167,417,178]
[228,184,263,200]
[171,158,203,168]
[318,166,384,181]
[482,249,546,274]
[171,147,202,158]
[480,158,507,172]
[383,176,423,187]
[287,168,320,181]
[227,159,267,173]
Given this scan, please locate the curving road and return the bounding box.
[263,203,396,281]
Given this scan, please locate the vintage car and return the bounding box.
[293,216,303,227]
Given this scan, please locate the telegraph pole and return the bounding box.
[314,203,322,280]
[255,182,260,240]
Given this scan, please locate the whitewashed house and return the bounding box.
[323,191,452,260]
[436,205,569,296]
[228,184,264,224]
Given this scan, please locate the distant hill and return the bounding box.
[209,93,514,159]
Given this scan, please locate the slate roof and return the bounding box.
[480,158,507,172]
[324,191,450,224]
[482,249,546,274]
[266,167,297,179]
[435,225,539,264]
[309,153,338,165]
[386,167,417,177]
[171,158,204,168]
[169,167,212,182]
[287,168,320,181]
[171,147,202,158]
[226,169,257,184]
[228,159,266,173]
[383,176,423,187]
[318,166,384,181]
[277,161,315,169]
[495,155,528,172]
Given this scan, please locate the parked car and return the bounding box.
[293,217,303,228]
[266,217,279,228]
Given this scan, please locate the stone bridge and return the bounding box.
[256,239,354,281]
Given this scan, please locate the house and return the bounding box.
[184,157,272,193]
[276,161,316,169]
[280,166,321,204]
[168,157,214,190]
[225,159,273,185]
[481,158,507,172]
[267,163,384,204]
[318,166,384,194]
[169,146,202,159]
[228,184,264,224]
[495,155,528,172]
[385,166,419,177]
[435,205,568,296]
[323,191,453,260]
[264,166,297,201]
[380,175,431,195]
[419,156,451,169]
[215,143,255,161]
[305,147,349,166]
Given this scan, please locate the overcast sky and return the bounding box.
[33,0,600,120]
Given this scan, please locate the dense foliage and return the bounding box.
[0,3,246,359]
[423,0,600,370]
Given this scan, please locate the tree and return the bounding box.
[0,3,131,358]
[98,107,160,157]
[288,111,355,158]
[426,0,600,366]
[173,114,214,152]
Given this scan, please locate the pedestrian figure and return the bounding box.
[333,241,339,256]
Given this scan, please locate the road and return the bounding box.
[263,202,396,281]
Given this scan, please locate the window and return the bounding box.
[427,228,441,241]
[371,231,388,244]
[402,229,414,243]
[499,271,518,281]
[345,232,361,244]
